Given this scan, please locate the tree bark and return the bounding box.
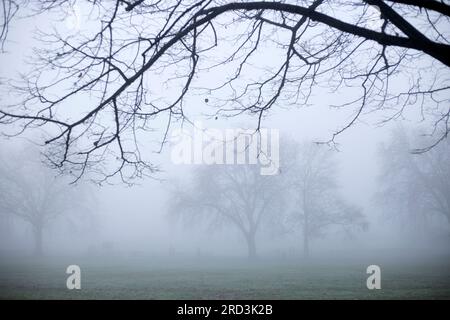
[303,212,310,259]
[33,224,43,256]
[246,231,257,260]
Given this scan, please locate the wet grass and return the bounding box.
[0,254,449,299]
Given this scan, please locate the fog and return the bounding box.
[0,1,449,299]
[1,111,448,263]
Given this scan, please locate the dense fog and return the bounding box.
[0,1,449,299]
[1,116,449,263]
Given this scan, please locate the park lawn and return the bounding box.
[0,255,449,299]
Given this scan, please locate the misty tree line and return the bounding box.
[170,132,450,260]
[377,129,450,229]
[0,146,95,255]
[0,127,449,257]
[170,139,367,259]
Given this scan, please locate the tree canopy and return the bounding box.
[0,0,449,182]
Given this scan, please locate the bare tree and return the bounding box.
[284,141,367,257]
[0,145,94,255]
[377,127,450,230]
[0,0,449,182]
[170,164,285,259]
[0,0,19,52]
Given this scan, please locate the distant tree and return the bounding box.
[170,164,285,259]
[1,0,449,182]
[283,141,367,257]
[0,146,94,255]
[377,128,450,229]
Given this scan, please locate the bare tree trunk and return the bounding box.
[246,231,257,260]
[303,212,310,259]
[33,224,43,256]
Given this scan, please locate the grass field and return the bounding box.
[1,253,449,299]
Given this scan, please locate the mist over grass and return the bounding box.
[1,250,449,299]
